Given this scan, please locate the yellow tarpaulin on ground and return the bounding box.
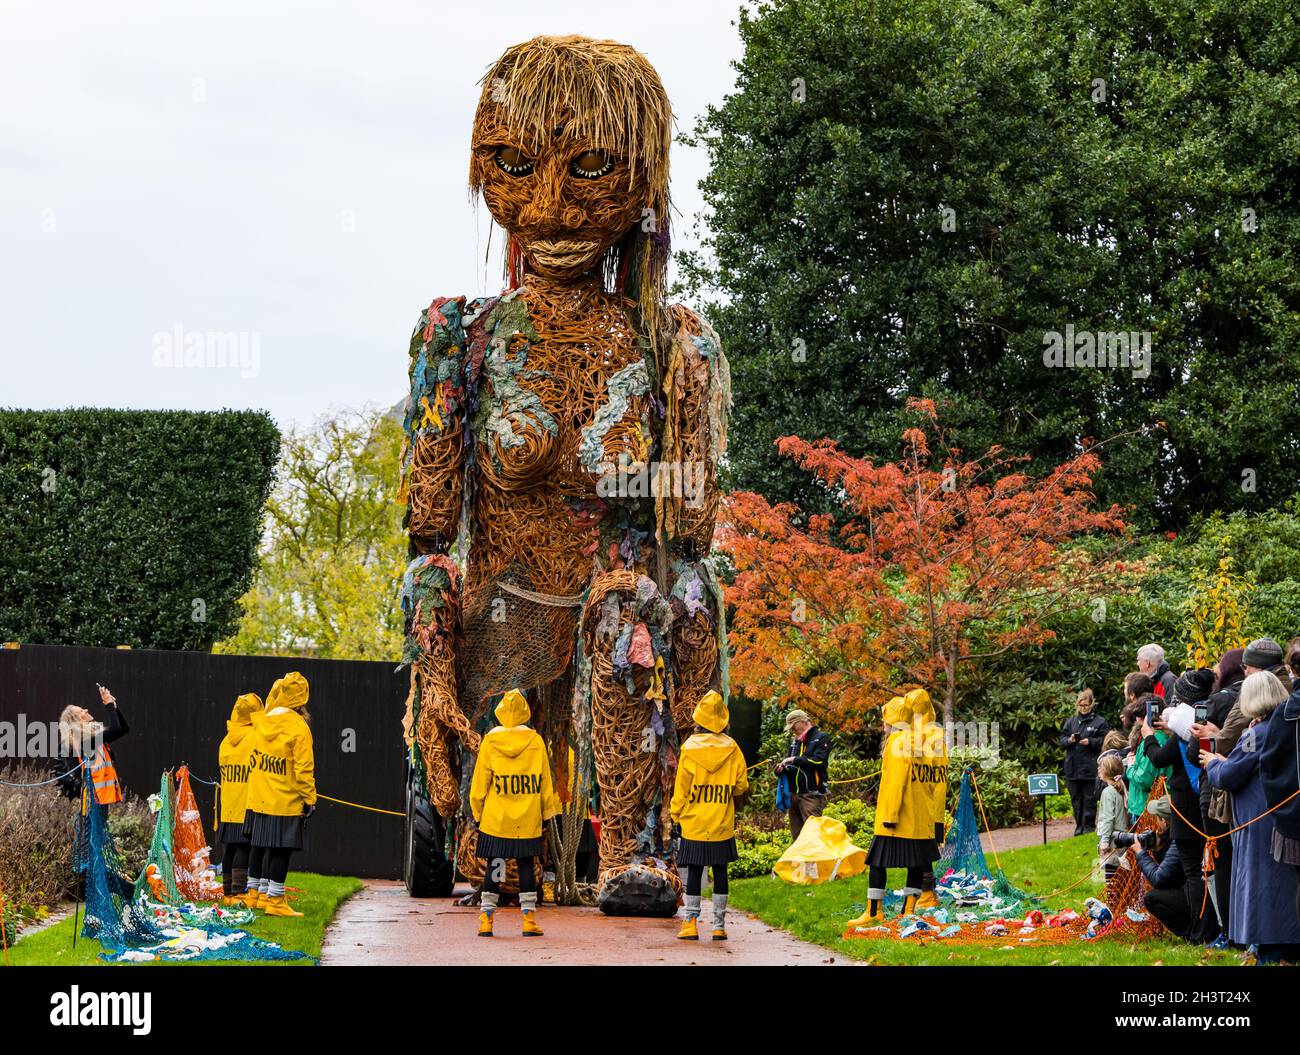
[772,816,867,885]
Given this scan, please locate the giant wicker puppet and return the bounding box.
[398,35,731,916]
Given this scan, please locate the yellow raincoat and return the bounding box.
[906,688,949,836]
[218,693,263,824]
[873,691,948,840]
[670,691,750,842]
[245,673,316,818]
[470,691,560,840]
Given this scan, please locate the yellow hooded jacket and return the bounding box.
[906,689,949,835]
[218,693,263,824]
[670,733,750,842]
[245,674,316,818]
[874,692,948,840]
[470,691,561,840]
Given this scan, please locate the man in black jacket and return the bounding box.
[776,710,832,839]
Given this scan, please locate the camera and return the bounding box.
[1113,831,1156,851]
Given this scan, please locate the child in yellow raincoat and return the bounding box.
[669,690,749,941]
[216,692,263,906]
[470,689,560,938]
[243,672,316,918]
[850,689,948,925]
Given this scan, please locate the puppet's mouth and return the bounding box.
[526,238,601,270]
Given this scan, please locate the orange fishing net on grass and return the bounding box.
[842,777,1174,948]
[172,767,220,902]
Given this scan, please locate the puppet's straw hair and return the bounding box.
[469,34,673,219]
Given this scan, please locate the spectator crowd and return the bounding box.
[1062,639,1300,962]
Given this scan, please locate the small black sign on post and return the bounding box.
[1027,773,1060,845]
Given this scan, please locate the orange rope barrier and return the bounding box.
[1166,785,1300,916]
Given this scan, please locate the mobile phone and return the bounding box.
[1147,702,1160,725]
[1194,703,1208,724]
[1198,736,1212,755]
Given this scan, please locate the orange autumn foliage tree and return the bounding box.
[721,400,1129,730]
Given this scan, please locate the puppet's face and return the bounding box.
[472,111,652,281]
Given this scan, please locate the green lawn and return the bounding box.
[5,872,361,966]
[730,834,1241,966]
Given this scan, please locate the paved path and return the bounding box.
[321,880,842,966]
[982,817,1076,853]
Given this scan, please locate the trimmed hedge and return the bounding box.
[0,408,279,649]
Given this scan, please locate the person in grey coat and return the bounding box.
[1203,670,1300,962]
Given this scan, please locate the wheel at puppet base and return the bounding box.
[597,864,680,918]
[404,764,454,898]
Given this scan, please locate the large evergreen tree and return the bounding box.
[681,0,1300,529]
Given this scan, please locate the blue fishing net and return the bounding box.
[75,795,314,964]
[934,767,1034,912]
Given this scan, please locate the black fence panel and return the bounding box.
[0,644,406,878]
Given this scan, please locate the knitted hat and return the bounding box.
[1243,637,1284,670]
[692,690,728,733]
[1172,668,1214,706]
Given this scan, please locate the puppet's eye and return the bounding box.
[494,146,533,176]
[571,150,614,179]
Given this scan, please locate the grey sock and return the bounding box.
[712,893,728,930]
[481,891,499,914]
[519,890,537,912]
[683,893,702,920]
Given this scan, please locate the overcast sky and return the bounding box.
[0,0,745,429]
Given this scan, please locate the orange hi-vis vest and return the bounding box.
[89,744,123,805]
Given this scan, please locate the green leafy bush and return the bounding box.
[945,749,1035,830]
[0,409,279,649]
[733,823,792,878]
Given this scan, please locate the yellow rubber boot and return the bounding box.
[846,898,884,928]
[252,889,269,910]
[478,911,494,937]
[711,927,727,941]
[902,892,920,916]
[677,916,699,941]
[263,895,303,918]
[522,909,543,937]
[915,890,940,911]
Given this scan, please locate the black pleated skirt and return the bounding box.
[866,833,939,868]
[677,836,738,866]
[577,819,598,854]
[218,820,250,847]
[245,811,306,851]
[476,832,544,860]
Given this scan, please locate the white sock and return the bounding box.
[247,876,261,893]
[259,877,270,893]
[712,893,728,929]
[481,891,499,914]
[867,888,886,900]
[520,891,537,912]
[268,880,286,898]
[683,893,702,920]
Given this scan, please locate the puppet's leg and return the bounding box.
[667,559,724,734]
[581,570,680,916]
